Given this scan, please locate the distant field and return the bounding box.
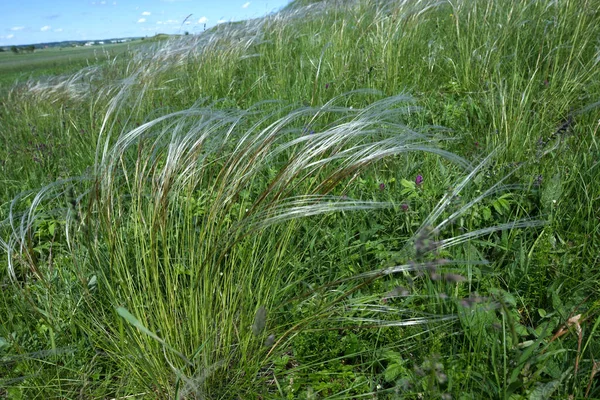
[0,41,143,88]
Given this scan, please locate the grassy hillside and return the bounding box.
[1,0,599,398]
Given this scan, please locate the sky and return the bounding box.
[1,0,291,46]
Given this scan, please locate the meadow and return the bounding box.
[0,0,599,398]
[0,41,148,89]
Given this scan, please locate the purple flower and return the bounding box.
[401,203,409,211]
[302,125,315,135]
[325,83,330,89]
[415,175,423,186]
[379,183,385,191]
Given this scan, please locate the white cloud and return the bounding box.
[11,26,24,31]
[217,19,226,24]
[100,0,106,4]
[6,34,14,39]
[41,26,51,31]
[198,16,208,24]
[137,18,146,23]
[113,1,117,4]
[184,20,191,24]
[54,28,63,32]
[157,21,163,24]
[142,11,151,15]
[242,1,250,8]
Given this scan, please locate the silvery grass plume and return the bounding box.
[19,13,269,105]
[14,0,443,107]
[1,90,545,397]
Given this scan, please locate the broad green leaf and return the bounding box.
[400,178,415,190]
[384,363,405,382]
[537,308,546,318]
[528,380,560,400]
[482,206,492,221]
[48,221,56,236]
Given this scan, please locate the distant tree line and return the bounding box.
[10,45,36,54]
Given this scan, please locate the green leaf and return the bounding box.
[48,221,56,236]
[116,307,163,345]
[400,178,415,190]
[384,363,405,382]
[537,308,546,318]
[528,380,560,400]
[381,350,403,363]
[482,206,492,221]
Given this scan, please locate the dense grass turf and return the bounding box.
[1,0,599,398]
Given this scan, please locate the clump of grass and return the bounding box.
[2,89,547,397]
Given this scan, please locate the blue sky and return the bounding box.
[1,0,291,46]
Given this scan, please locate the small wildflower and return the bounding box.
[379,182,385,191]
[302,125,315,135]
[415,174,423,186]
[325,83,330,89]
[401,203,408,211]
